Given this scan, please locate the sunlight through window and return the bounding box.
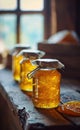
[0,0,17,10]
[20,0,44,11]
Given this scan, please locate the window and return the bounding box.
[0,0,51,49]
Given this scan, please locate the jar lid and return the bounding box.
[11,44,31,54]
[32,58,64,69]
[17,49,45,59]
[14,44,30,50]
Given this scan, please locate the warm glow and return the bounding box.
[20,0,44,11]
[0,0,17,10]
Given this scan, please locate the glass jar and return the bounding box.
[29,59,64,109]
[19,50,45,93]
[12,44,30,81]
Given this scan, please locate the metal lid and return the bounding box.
[14,44,30,50]
[11,44,31,54]
[17,49,45,58]
[32,58,64,69]
[27,59,64,79]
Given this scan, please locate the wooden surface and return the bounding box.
[0,69,80,130]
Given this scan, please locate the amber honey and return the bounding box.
[32,69,61,108]
[12,54,23,81]
[30,58,64,109]
[20,58,37,91]
[12,45,30,81]
[18,49,45,93]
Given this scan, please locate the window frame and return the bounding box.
[0,0,51,44]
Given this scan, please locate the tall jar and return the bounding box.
[19,50,45,93]
[12,45,30,81]
[30,59,64,109]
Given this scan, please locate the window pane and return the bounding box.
[0,0,17,10]
[20,0,44,11]
[20,14,44,49]
[0,15,17,49]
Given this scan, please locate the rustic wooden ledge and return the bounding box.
[0,69,80,130]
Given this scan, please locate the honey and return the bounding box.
[20,58,37,91]
[30,59,64,108]
[19,50,45,92]
[33,69,61,108]
[12,45,30,81]
[12,54,23,81]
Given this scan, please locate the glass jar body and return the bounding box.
[20,59,37,92]
[12,51,23,81]
[32,68,61,108]
[12,45,30,81]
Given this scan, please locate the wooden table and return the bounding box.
[0,69,80,130]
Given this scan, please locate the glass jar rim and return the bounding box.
[17,49,45,58]
[14,44,30,50]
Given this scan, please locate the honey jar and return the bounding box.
[28,59,64,109]
[12,44,30,81]
[19,50,45,92]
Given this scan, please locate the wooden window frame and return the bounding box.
[0,0,51,44]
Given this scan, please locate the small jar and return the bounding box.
[12,44,30,81]
[19,50,45,92]
[30,59,64,109]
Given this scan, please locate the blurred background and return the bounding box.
[0,0,80,50]
[0,0,45,49]
[0,0,80,79]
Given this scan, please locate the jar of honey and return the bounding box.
[19,50,45,93]
[29,59,64,109]
[12,44,30,81]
